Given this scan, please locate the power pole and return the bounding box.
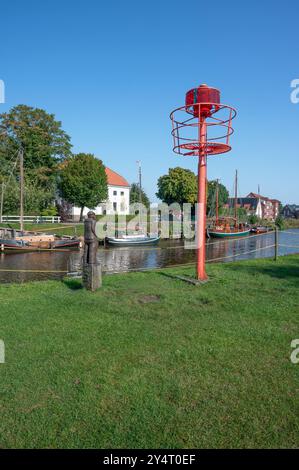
[136,161,142,228]
[215,179,219,225]
[0,182,4,224]
[137,160,142,206]
[19,147,24,232]
[234,169,238,227]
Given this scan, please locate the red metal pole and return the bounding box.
[196,115,208,281]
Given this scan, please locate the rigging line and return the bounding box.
[1,147,20,168]
[1,150,20,192]
[1,147,20,172]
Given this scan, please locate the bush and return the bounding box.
[41,206,58,217]
[275,215,285,230]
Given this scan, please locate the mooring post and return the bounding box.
[83,211,102,291]
[274,226,279,261]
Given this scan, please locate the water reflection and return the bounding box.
[0,230,298,283]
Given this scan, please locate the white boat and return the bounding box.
[106,234,160,246]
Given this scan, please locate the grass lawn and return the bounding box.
[0,255,299,448]
[0,222,83,237]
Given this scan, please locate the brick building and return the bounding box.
[246,193,280,221]
[223,193,280,221]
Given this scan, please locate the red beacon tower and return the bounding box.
[170,84,236,281]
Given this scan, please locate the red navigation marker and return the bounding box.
[170,84,236,280]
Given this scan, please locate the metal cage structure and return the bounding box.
[170,102,236,157]
[170,84,236,281]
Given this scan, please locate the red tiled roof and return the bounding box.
[246,192,269,200]
[246,193,280,204]
[105,167,129,187]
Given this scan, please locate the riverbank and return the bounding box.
[0,222,84,237]
[284,218,299,229]
[0,255,298,448]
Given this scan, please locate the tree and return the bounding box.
[156,167,197,206]
[60,153,108,221]
[0,104,72,172]
[275,215,285,230]
[207,180,229,215]
[2,178,56,214]
[130,182,150,208]
[248,214,259,225]
[0,105,72,213]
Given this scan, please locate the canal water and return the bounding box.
[0,230,298,283]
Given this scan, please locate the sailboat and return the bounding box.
[106,161,160,246]
[207,172,251,238]
[0,148,80,251]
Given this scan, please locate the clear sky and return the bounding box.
[1,0,298,204]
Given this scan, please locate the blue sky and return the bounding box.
[1,0,298,204]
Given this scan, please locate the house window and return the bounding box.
[121,191,124,196]
[120,202,125,212]
[113,202,117,212]
[113,190,117,196]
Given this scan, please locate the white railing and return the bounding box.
[0,215,61,224]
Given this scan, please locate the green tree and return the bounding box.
[0,104,72,172]
[60,153,108,221]
[248,214,259,225]
[130,183,150,208]
[156,167,197,206]
[0,105,72,213]
[275,215,285,230]
[207,180,229,215]
[2,178,55,214]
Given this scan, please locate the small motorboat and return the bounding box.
[106,233,160,246]
[250,226,272,234]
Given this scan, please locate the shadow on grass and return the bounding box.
[62,277,83,290]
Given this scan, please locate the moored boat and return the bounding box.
[250,226,272,234]
[106,234,160,246]
[0,234,80,251]
[208,225,251,238]
[208,171,251,239]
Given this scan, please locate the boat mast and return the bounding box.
[19,147,24,232]
[215,179,219,225]
[234,169,238,227]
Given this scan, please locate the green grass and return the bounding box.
[284,219,299,229]
[0,222,83,237]
[0,255,299,448]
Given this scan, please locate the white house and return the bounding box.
[71,167,130,220]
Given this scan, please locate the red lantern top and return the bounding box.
[185,84,220,117]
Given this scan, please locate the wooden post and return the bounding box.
[274,226,279,261]
[82,211,102,291]
[83,263,102,291]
